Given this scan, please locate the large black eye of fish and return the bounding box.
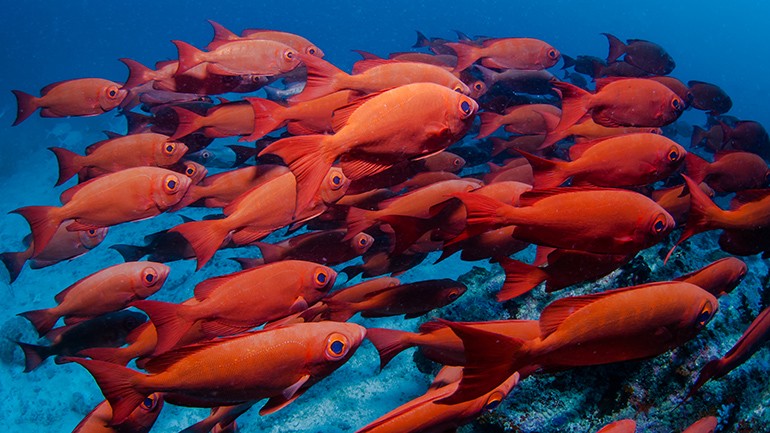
[314,269,329,286]
[141,394,159,411]
[447,290,460,301]
[697,302,715,328]
[547,49,558,60]
[325,333,349,360]
[474,82,483,91]
[671,98,682,110]
[358,236,368,247]
[142,267,159,286]
[308,47,316,55]
[460,99,473,117]
[485,392,505,411]
[87,229,97,236]
[668,146,681,162]
[164,142,176,155]
[285,50,295,60]
[164,175,181,194]
[652,214,667,234]
[186,165,196,176]
[107,86,119,98]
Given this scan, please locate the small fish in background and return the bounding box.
[16,310,146,372]
[681,416,718,433]
[594,419,637,433]
[720,120,770,159]
[685,151,770,193]
[689,80,733,115]
[446,37,561,72]
[602,33,675,75]
[12,78,127,126]
[179,402,256,433]
[206,20,325,58]
[72,393,163,433]
[236,229,374,268]
[263,80,306,102]
[169,100,256,141]
[18,261,169,336]
[63,322,367,425]
[172,38,300,77]
[1,222,107,284]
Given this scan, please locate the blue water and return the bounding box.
[2,1,770,432]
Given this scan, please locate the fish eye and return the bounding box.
[285,50,295,60]
[186,165,195,176]
[87,229,97,236]
[314,268,329,286]
[686,92,694,104]
[453,158,462,166]
[142,267,159,286]
[651,214,668,234]
[325,333,349,359]
[164,175,181,193]
[485,392,505,411]
[448,290,460,301]
[201,151,210,159]
[308,47,316,55]
[141,394,159,411]
[671,98,682,110]
[358,236,368,247]
[107,86,119,98]
[327,168,346,190]
[459,99,473,117]
[697,302,715,327]
[547,49,558,60]
[474,82,483,91]
[453,85,464,93]
[164,143,176,155]
[668,146,680,161]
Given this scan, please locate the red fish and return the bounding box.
[64,322,366,424]
[173,39,300,77]
[595,419,637,433]
[354,371,519,433]
[520,133,686,188]
[550,79,684,140]
[12,78,126,125]
[689,81,732,115]
[244,229,374,266]
[685,151,770,193]
[603,33,675,75]
[1,222,107,283]
[170,101,256,140]
[72,394,163,433]
[12,166,191,256]
[133,260,337,354]
[674,257,747,297]
[685,306,770,400]
[19,261,169,336]
[651,182,714,226]
[260,82,477,214]
[446,38,560,72]
[720,120,770,158]
[206,20,324,57]
[682,416,718,433]
[451,187,675,256]
[541,117,662,149]
[49,133,188,186]
[439,281,718,403]
[291,55,470,102]
[476,104,560,139]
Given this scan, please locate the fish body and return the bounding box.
[12,78,126,125]
[72,394,163,433]
[447,38,560,72]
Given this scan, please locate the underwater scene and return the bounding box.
[2,1,770,432]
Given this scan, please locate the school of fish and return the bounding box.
[6,21,770,433]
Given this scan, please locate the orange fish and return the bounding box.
[681,416,718,433]
[674,257,747,297]
[170,168,348,268]
[64,322,366,424]
[180,402,256,433]
[685,306,770,401]
[49,133,188,186]
[651,182,714,226]
[133,260,337,354]
[72,394,163,433]
[520,133,686,188]
[367,319,540,368]
[12,78,127,125]
[541,117,662,149]
[173,39,300,77]
[1,222,107,283]
[595,419,637,433]
[355,371,519,433]
[440,281,717,403]
[451,187,674,256]
[476,104,561,139]
[685,151,770,193]
[550,79,684,139]
[170,101,256,140]
[19,261,169,336]
[446,38,560,72]
[436,224,529,264]
[259,82,478,214]
[291,55,470,102]
[206,20,324,57]
[12,166,191,256]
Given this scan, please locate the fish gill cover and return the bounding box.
[0,1,769,432]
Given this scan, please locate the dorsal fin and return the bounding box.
[595,77,632,92]
[352,49,383,60]
[351,59,403,75]
[567,136,611,160]
[85,138,112,155]
[208,20,239,42]
[331,89,391,132]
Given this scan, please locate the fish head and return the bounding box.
[306,264,338,295]
[447,91,479,136]
[644,208,676,246]
[120,393,164,432]
[78,226,108,249]
[98,83,128,112]
[304,44,324,58]
[279,47,302,73]
[181,161,208,184]
[152,169,193,210]
[468,80,487,99]
[155,140,189,166]
[350,232,375,256]
[540,44,561,68]
[450,79,472,96]
[138,262,171,294]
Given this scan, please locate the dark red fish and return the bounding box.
[689,81,732,115]
[603,33,675,75]
[72,394,163,433]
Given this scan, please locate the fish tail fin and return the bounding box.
[516,149,568,188]
[16,341,52,372]
[169,219,229,270]
[10,206,61,257]
[684,152,710,185]
[443,193,510,247]
[413,30,430,48]
[1,250,29,283]
[11,90,38,126]
[173,40,205,75]
[366,328,415,370]
[119,58,155,89]
[690,125,708,148]
[538,128,570,150]
[258,135,331,216]
[131,300,193,355]
[77,347,132,366]
[550,82,592,138]
[61,357,148,425]
[344,207,375,241]
[170,106,205,140]
[243,97,288,141]
[109,244,150,262]
[665,175,722,264]
[446,42,480,72]
[18,308,60,337]
[231,257,264,269]
[561,54,576,70]
[227,144,258,166]
[48,147,83,186]
[497,258,548,301]
[602,32,626,63]
[251,241,286,264]
[434,320,526,404]
[476,112,503,139]
[289,55,347,103]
